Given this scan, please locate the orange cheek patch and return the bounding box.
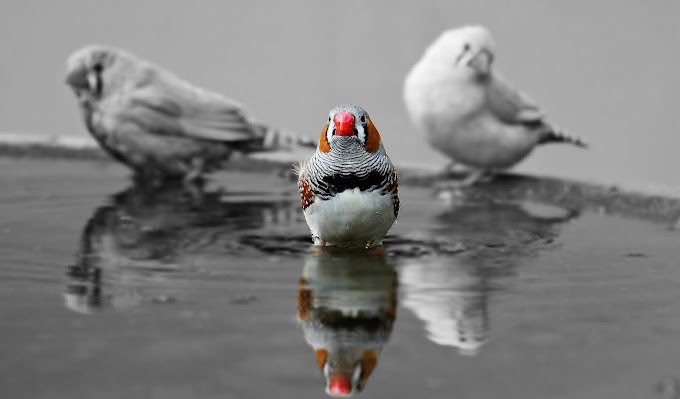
[319,124,330,153]
[364,120,382,153]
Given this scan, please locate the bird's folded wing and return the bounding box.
[121,87,257,142]
[487,75,545,126]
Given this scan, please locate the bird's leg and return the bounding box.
[182,179,206,207]
[184,158,205,183]
[133,169,164,188]
[312,235,326,246]
[459,169,494,185]
[433,169,491,193]
[475,170,495,183]
[443,160,459,176]
[435,160,461,178]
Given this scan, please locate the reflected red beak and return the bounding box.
[328,373,352,396]
[333,112,355,137]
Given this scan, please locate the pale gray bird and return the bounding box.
[65,45,316,182]
[403,25,587,185]
[296,105,399,248]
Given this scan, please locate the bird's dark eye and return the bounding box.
[463,43,471,51]
[89,62,105,96]
[360,115,366,123]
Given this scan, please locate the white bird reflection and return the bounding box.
[399,198,577,356]
[400,257,489,356]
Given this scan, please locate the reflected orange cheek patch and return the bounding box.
[360,350,378,383]
[315,349,328,369]
[364,120,382,153]
[319,124,330,153]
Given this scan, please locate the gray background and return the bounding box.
[1,0,678,187]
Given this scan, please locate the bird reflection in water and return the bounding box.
[64,180,294,314]
[297,246,397,397]
[399,198,578,356]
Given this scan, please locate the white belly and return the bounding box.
[304,189,396,247]
[431,116,538,169]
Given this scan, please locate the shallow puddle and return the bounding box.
[1,158,679,399]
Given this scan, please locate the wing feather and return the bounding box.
[486,75,545,127]
[117,72,257,142]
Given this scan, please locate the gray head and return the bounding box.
[65,45,144,99]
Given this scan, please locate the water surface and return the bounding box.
[1,158,679,399]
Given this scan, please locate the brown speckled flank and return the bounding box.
[298,170,315,210]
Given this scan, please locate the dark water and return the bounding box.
[1,158,680,399]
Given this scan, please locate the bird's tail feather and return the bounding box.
[539,125,588,148]
[250,122,317,152]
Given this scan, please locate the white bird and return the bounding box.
[404,25,587,185]
[296,105,399,248]
[65,45,316,182]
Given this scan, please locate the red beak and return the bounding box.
[333,112,355,137]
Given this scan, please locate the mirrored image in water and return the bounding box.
[397,198,577,356]
[297,247,397,397]
[61,177,578,396]
[64,180,297,314]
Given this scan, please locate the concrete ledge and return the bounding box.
[1,133,679,226]
[0,133,297,171]
[0,133,104,160]
[400,172,680,227]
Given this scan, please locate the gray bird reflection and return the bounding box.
[399,198,578,356]
[64,180,294,314]
[297,247,397,397]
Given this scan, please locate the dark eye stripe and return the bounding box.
[92,68,103,96]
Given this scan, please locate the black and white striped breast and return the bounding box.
[306,140,393,198]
